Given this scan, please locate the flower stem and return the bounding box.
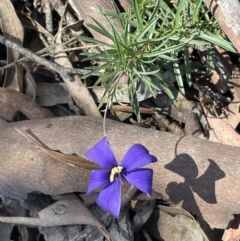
[121,185,138,208]
[103,71,125,136]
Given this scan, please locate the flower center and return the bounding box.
[110,166,123,182]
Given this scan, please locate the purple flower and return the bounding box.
[85,137,157,218]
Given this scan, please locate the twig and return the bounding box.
[41,44,98,55]
[0,34,97,78]
[121,186,138,208]
[0,34,68,79]
[112,105,154,114]
[0,36,98,75]
[33,0,49,48]
[44,0,54,43]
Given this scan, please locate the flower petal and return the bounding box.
[85,137,117,169]
[122,168,153,196]
[96,177,121,218]
[87,170,110,194]
[120,144,157,171]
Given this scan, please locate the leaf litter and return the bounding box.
[0,0,240,240]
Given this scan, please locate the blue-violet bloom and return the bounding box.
[85,137,157,218]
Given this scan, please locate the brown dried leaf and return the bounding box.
[132,200,156,231]
[16,11,53,37]
[223,230,240,241]
[119,0,132,10]
[207,114,240,147]
[0,87,54,121]
[23,64,37,101]
[0,0,24,91]
[222,215,240,241]
[34,82,70,106]
[69,0,123,46]
[185,112,203,136]
[145,204,208,241]
[210,69,227,93]
[15,127,101,171]
[51,18,101,117]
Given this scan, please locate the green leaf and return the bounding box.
[184,46,192,87]
[134,69,160,75]
[108,20,124,63]
[133,0,143,29]
[192,0,202,23]
[143,41,187,57]
[155,72,175,101]
[135,14,161,41]
[76,34,113,48]
[148,0,160,23]
[128,75,141,121]
[142,75,160,91]
[159,0,175,18]
[173,62,185,95]
[75,0,236,124]
[87,16,115,40]
[199,31,237,52]
[157,55,178,61]
[101,11,139,28]
[174,0,188,28]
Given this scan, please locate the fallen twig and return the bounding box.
[0,34,83,79]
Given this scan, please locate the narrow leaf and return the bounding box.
[173,62,185,95]
[133,0,143,29]
[184,46,192,87]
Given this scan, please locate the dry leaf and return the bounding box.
[132,200,156,231]
[16,11,53,37]
[185,112,203,136]
[119,0,132,10]
[0,195,113,241]
[35,82,70,107]
[222,215,240,241]
[207,114,240,146]
[145,204,208,241]
[15,127,101,171]
[69,0,123,46]
[223,230,240,241]
[153,87,207,126]
[23,64,37,101]
[0,87,54,121]
[51,15,101,117]
[0,0,24,91]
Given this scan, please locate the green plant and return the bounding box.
[77,0,236,121]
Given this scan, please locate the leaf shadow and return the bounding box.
[164,153,225,219]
